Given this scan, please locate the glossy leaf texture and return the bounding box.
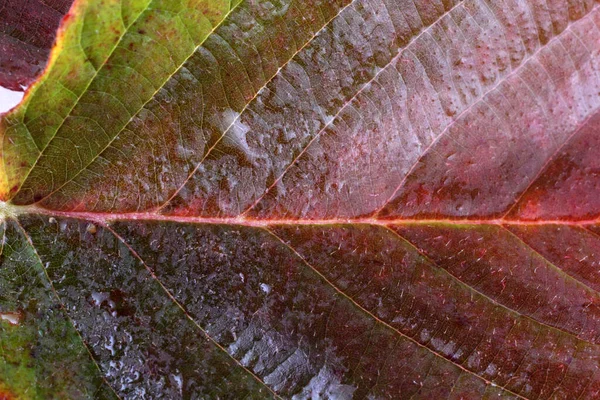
[1,0,600,398]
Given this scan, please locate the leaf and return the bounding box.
[0,0,74,91]
[1,0,600,398]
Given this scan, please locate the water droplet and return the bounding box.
[0,312,21,326]
[91,291,110,307]
[172,372,183,393]
[86,223,97,234]
[260,283,271,294]
[104,335,116,356]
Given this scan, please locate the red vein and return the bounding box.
[14,205,600,227]
[265,227,529,400]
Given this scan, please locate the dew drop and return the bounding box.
[104,335,116,356]
[172,372,183,393]
[91,291,110,307]
[0,312,21,326]
[260,283,271,294]
[86,223,97,234]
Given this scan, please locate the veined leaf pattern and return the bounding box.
[1,0,600,398]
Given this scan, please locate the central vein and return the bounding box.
[1,202,597,227]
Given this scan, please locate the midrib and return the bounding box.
[0,202,595,227]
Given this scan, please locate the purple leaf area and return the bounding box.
[2,0,600,399]
[0,0,73,90]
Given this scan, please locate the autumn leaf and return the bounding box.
[1,0,600,398]
[0,0,74,91]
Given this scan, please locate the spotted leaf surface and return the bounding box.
[1,0,600,398]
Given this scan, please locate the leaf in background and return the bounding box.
[1,0,600,398]
[0,0,74,91]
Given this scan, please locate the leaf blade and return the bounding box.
[2,0,600,398]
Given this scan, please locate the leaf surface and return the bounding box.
[2,0,600,398]
[0,0,74,91]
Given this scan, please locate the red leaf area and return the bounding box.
[0,0,73,90]
[5,0,600,399]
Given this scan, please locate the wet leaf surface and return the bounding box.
[2,0,600,398]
